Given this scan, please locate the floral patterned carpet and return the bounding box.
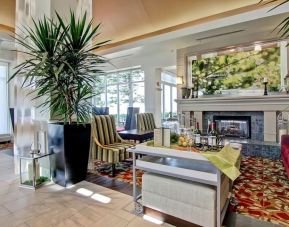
[0,143,13,151]
[91,156,289,226]
[233,156,289,226]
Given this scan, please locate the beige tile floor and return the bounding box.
[0,150,161,227]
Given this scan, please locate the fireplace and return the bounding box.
[213,115,251,139]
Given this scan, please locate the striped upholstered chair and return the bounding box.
[136,113,156,131]
[90,115,135,176]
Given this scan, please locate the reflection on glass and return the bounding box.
[132,69,144,82]
[0,63,9,134]
[118,71,130,84]
[119,85,130,127]
[161,71,177,121]
[133,82,145,113]
[164,85,171,119]
[161,72,177,84]
[94,68,145,127]
[107,85,118,122]
[172,86,177,116]
[96,75,106,85]
[107,73,118,85]
[161,84,163,116]
[94,86,106,107]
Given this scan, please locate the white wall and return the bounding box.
[51,0,77,20]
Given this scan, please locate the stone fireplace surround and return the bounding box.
[176,95,286,159]
[175,95,289,143]
[203,111,263,141]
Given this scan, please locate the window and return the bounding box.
[94,67,145,127]
[161,71,177,120]
[0,62,9,134]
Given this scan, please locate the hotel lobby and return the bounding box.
[0,0,289,226]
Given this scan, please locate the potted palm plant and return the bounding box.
[10,12,109,187]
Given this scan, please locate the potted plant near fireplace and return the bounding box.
[10,12,109,187]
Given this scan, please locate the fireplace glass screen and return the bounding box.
[213,116,251,139]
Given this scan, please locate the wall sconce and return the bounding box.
[176,76,183,85]
[156,81,162,91]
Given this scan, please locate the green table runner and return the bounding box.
[200,145,241,181]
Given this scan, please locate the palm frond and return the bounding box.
[10,11,110,124]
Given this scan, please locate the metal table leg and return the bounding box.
[133,152,136,201]
[217,170,221,227]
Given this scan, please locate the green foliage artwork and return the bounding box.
[191,47,280,95]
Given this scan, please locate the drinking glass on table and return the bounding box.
[185,130,194,152]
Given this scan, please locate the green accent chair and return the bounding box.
[136,113,156,131]
[90,115,135,176]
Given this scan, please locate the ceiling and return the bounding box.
[0,0,15,30]
[92,0,266,45]
[145,13,288,52]
[103,12,289,66]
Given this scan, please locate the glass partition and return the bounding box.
[0,62,9,134]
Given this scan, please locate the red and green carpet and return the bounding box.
[90,156,289,226]
[233,156,289,226]
[0,143,13,151]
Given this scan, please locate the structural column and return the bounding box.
[280,41,289,87]
[264,111,277,142]
[143,66,162,127]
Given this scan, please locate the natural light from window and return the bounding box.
[76,188,93,197]
[76,188,112,204]
[161,71,177,121]
[94,67,145,127]
[0,62,9,134]
[91,193,111,204]
[143,214,163,225]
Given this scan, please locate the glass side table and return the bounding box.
[19,151,52,189]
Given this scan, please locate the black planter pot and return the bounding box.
[48,123,91,187]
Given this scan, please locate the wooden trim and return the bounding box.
[0,24,15,33]
[143,206,200,227]
[98,1,278,51]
